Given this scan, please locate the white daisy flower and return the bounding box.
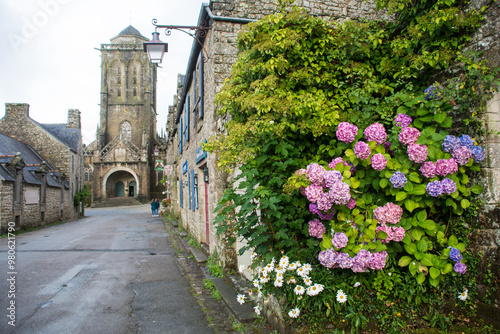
[251,252,257,261]
[336,290,347,303]
[458,289,468,301]
[314,283,324,294]
[237,294,246,305]
[260,275,270,284]
[306,284,320,296]
[254,305,262,315]
[274,278,283,287]
[257,290,263,299]
[253,279,260,288]
[279,256,289,268]
[288,262,297,271]
[302,263,312,271]
[296,266,309,278]
[288,308,300,318]
[294,285,305,296]
[239,265,246,273]
[303,277,313,287]
[276,271,284,280]
[265,262,275,272]
[353,282,361,288]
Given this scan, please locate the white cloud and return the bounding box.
[0,0,207,144]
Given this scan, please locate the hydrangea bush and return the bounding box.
[285,89,484,290]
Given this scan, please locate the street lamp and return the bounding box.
[153,146,160,156]
[143,31,168,64]
[203,167,209,184]
[143,18,210,64]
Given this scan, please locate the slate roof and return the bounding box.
[117,25,146,38]
[38,123,81,152]
[0,133,61,186]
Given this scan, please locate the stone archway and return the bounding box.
[102,167,140,199]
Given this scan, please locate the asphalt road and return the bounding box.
[0,204,215,334]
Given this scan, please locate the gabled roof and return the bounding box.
[38,123,81,152]
[0,133,45,165]
[117,25,146,38]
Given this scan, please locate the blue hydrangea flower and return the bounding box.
[389,171,407,189]
[442,135,461,153]
[441,178,457,195]
[459,135,475,149]
[424,84,443,100]
[471,145,485,163]
[449,247,462,262]
[426,180,443,197]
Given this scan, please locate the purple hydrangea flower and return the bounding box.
[420,161,436,178]
[364,123,387,145]
[426,180,443,197]
[471,146,485,163]
[385,203,403,224]
[336,252,354,269]
[318,211,335,221]
[369,250,388,270]
[373,205,388,224]
[324,170,343,188]
[454,262,467,275]
[308,219,326,239]
[399,127,421,145]
[348,162,357,174]
[332,232,349,249]
[435,159,452,177]
[352,249,372,273]
[459,135,475,149]
[441,178,457,195]
[449,247,462,262]
[442,135,461,153]
[304,184,323,203]
[407,143,428,163]
[336,122,358,143]
[448,158,458,174]
[306,163,325,185]
[309,203,320,215]
[452,146,472,166]
[346,198,356,210]
[390,171,407,189]
[371,153,387,171]
[424,84,443,100]
[329,182,351,205]
[317,193,334,211]
[395,113,412,127]
[318,249,339,268]
[354,141,371,160]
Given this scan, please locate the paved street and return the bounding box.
[0,205,215,334]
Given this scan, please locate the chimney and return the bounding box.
[67,109,81,129]
[5,103,29,118]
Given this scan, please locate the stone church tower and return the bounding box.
[84,25,158,203]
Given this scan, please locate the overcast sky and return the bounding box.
[0,0,208,144]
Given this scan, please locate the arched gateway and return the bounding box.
[102,167,140,199]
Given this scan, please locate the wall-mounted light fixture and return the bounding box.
[153,146,160,156]
[203,167,209,184]
[143,18,210,64]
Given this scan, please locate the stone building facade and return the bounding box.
[0,107,81,233]
[164,0,386,270]
[84,26,159,204]
[0,103,83,212]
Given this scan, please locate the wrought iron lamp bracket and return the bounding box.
[151,18,210,63]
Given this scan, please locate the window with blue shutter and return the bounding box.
[179,117,183,153]
[193,69,197,129]
[191,170,195,211]
[179,178,183,208]
[199,52,204,119]
[188,172,192,210]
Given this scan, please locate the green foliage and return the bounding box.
[203,0,499,331]
[207,252,224,278]
[73,185,91,207]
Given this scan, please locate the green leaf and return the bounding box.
[320,235,332,250]
[471,185,484,194]
[418,219,436,232]
[412,185,426,195]
[380,178,388,188]
[404,199,418,212]
[404,242,417,255]
[448,235,458,247]
[461,199,470,209]
[416,210,427,222]
[417,239,428,252]
[442,263,453,275]
[417,273,426,284]
[434,112,447,123]
[430,267,441,280]
[421,254,433,266]
[409,173,421,183]
[456,242,466,252]
[396,191,408,201]
[398,256,412,267]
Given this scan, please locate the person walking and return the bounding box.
[151,198,158,217]
[153,198,160,216]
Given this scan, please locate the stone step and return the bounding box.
[210,277,255,323]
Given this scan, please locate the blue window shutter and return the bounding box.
[191,170,195,211]
[193,70,197,129]
[186,93,190,141]
[180,118,183,153]
[179,179,183,208]
[188,172,191,210]
[199,52,204,119]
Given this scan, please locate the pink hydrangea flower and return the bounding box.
[373,205,388,224]
[398,127,421,145]
[336,122,358,143]
[324,170,343,188]
[391,227,406,242]
[332,232,349,249]
[435,159,451,177]
[329,182,351,205]
[317,193,334,211]
[354,141,371,160]
[369,250,388,270]
[376,225,392,243]
[452,146,472,165]
[407,144,428,163]
[371,153,387,170]
[346,198,356,210]
[306,163,325,185]
[364,123,387,145]
[420,161,436,178]
[395,113,412,127]
[329,157,348,169]
[304,184,323,203]
[308,219,326,239]
[385,203,403,224]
